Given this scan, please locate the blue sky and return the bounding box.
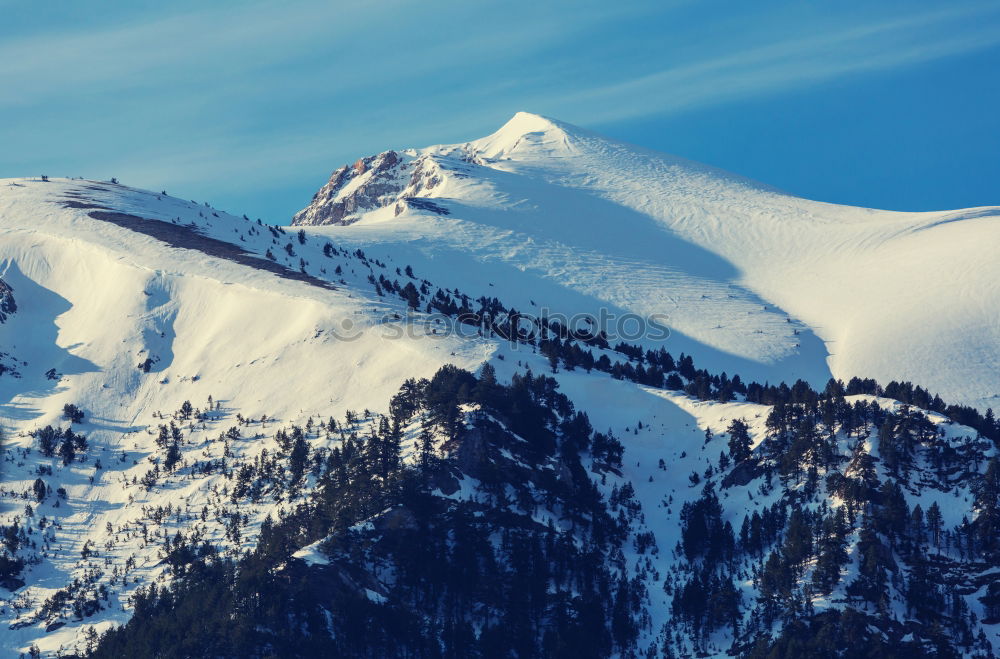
[2,0,998,222]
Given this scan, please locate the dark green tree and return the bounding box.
[727,418,752,463]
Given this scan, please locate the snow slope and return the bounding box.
[1,113,998,656]
[0,177,492,655]
[0,178,491,429]
[295,112,1000,411]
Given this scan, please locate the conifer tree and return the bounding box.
[974,457,1000,556]
[811,508,849,595]
[926,501,944,549]
[782,507,812,572]
[726,419,752,463]
[164,440,181,473]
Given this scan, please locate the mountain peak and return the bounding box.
[499,111,568,133]
[292,113,579,227]
[471,111,577,160]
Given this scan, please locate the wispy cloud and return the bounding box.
[0,1,404,107]
[544,4,1000,124]
[0,0,636,109]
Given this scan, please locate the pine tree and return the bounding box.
[418,419,435,480]
[926,501,944,549]
[847,515,891,611]
[287,435,309,490]
[32,478,46,502]
[401,282,421,309]
[910,504,925,545]
[973,457,1000,557]
[875,480,909,544]
[878,420,899,475]
[36,426,60,457]
[758,549,793,625]
[726,419,752,463]
[164,441,182,473]
[811,508,849,594]
[58,434,76,465]
[782,507,812,572]
[62,403,85,424]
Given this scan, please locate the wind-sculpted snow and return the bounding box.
[0,110,998,657]
[295,112,1000,411]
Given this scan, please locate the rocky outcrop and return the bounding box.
[292,150,457,226]
[292,150,407,226]
[0,279,16,323]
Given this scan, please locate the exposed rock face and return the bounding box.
[292,149,461,226]
[0,279,16,323]
[293,150,409,226]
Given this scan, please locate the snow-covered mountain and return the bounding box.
[1,114,999,658]
[0,176,494,655]
[295,112,1000,412]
